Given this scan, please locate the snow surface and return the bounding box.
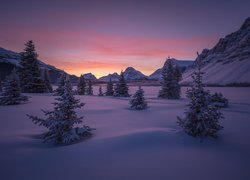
[0,86,250,180]
[182,57,250,85]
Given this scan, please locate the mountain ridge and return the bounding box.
[181,17,250,85]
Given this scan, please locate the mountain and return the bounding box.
[0,47,78,83]
[99,73,120,82]
[181,17,250,85]
[83,73,97,80]
[123,67,147,81]
[148,58,194,80]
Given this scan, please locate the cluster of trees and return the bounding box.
[0,40,53,105]
[75,71,130,97]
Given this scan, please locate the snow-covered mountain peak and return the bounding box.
[123,67,147,81]
[83,73,97,80]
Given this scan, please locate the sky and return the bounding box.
[0,0,249,78]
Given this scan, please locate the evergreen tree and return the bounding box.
[54,72,66,96]
[177,53,223,138]
[114,71,129,97]
[19,40,47,93]
[209,92,229,108]
[77,75,86,95]
[106,78,114,96]
[130,86,147,110]
[0,69,28,105]
[86,80,93,95]
[43,69,53,93]
[158,58,181,99]
[28,76,93,144]
[98,86,104,96]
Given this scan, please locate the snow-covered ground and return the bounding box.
[0,86,250,180]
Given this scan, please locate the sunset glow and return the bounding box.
[1,0,249,77]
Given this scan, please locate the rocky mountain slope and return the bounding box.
[99,67,147,82]
[83,73,97,80]
[181,17,250,85]
[0,47,78,83]
[123,67,147,81]
[99,73,120,82]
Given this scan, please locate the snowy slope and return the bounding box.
[148,58,194,80]
[0,87,250,180]
[182,17,250,85]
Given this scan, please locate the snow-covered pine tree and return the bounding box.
[28,76,93,144]
[19,40,47,93]
[114,71,129,97]
[77,75,86,95]
[0,69,28,105]
[177,52,223,138]
[130,86,147,110]
[87,80,93,95]
[43,69,53,93]
[54,72,66,96]
[158,58,181,99]
[105,78,114,96]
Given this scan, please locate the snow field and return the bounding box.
[0,86,250,180]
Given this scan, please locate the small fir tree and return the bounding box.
[77,75,86,95]
[209,92,229,108]
[43,69,53,93]
[28,76,93,144]
[158,58,181,99]
[19,40,47,93]
[130,86,147,110]
[177,52,223,138]
[0,69,28,105]
[98,86,104,96]
[114,71,129,97]
[106,78,114,96]
[87,80,93,95]
[54,72,66,96]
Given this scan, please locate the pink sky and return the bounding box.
[0,0,249,77]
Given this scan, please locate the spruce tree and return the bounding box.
[158,58,181,99]
[54,72,66,96]
[87,80,93,95]
[77,75,86,95]
[0,69,28,105]
[106,78,114,96]
[130,86,147,110]
[28,76,93,144]
[98,86,104,96]
[177,53,223,138]
[19,40,47,93]
[114,71,129,97]
[43,69,53,93]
